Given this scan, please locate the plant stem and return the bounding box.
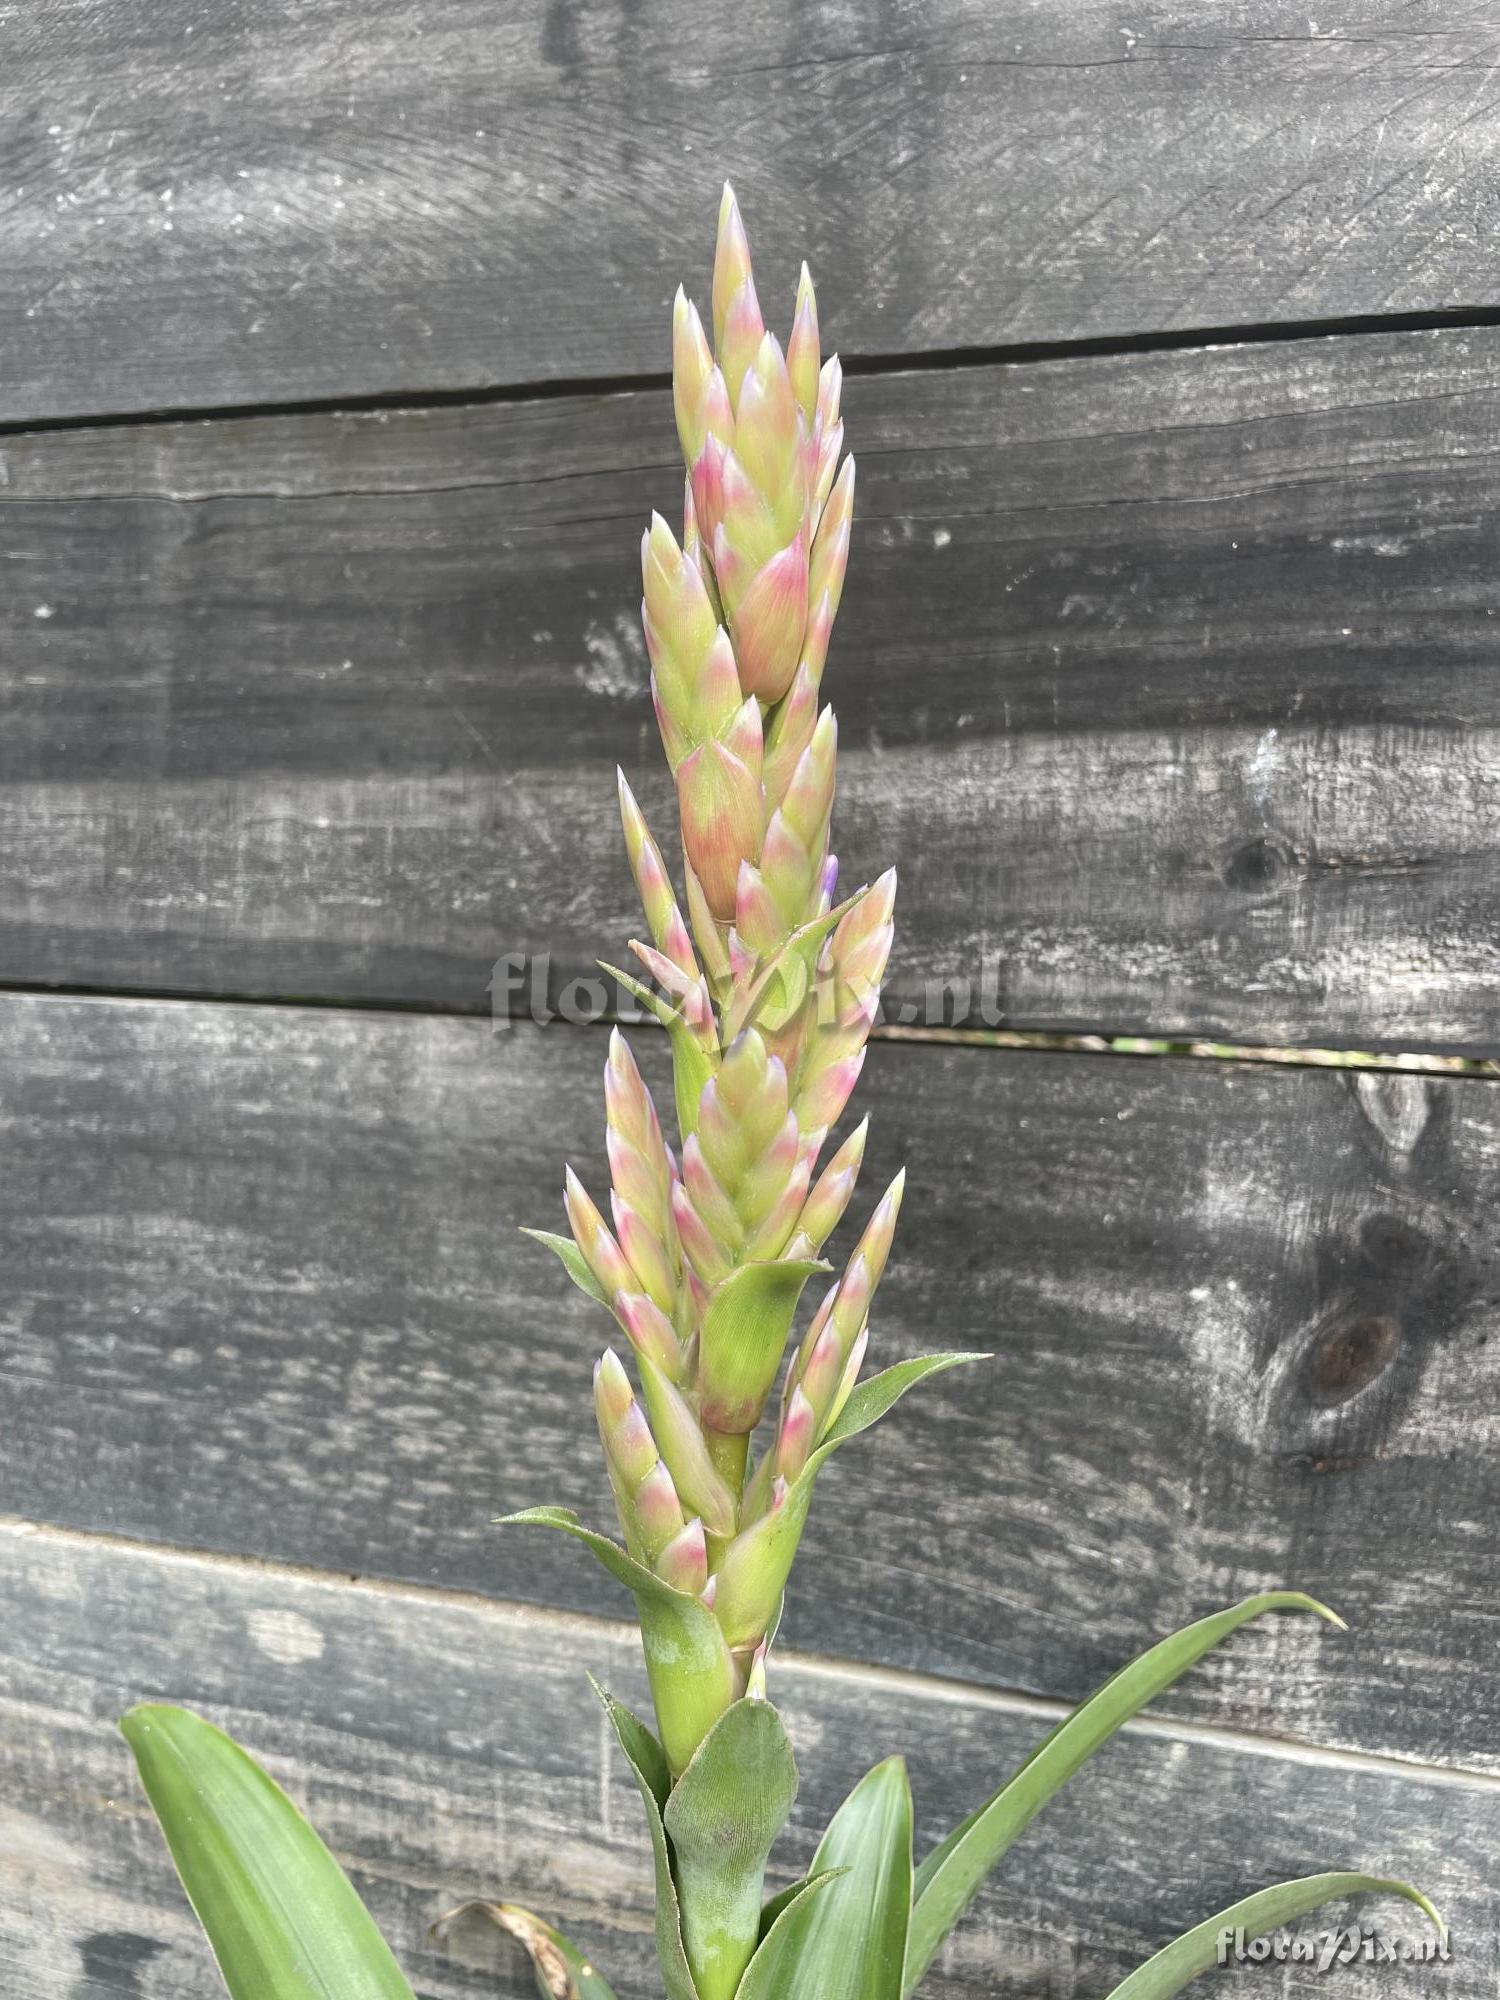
[704,1425,750,1496]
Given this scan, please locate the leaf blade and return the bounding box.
[738,1757,913,2000]
[712,1354,988,1653]
[520,1228,609,1307]
[120,1703,417,2000]
[500,1507,737,1775]
[1105,1874,1443,2000]
[663,1700,798,2000]
[432,1902,619,2000]
[820,1353,990,1450]
[757,1869,847,1943]
[904,1592,1344,1991]
[589,1679,700,2000]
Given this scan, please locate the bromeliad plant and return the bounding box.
[122,191,1440,2000]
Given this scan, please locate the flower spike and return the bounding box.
[529,187,930,1750]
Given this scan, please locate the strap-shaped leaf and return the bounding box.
[500,1507,737,1775]
[757,1869,847,1941]
[590,1679,700,2000]
[1105,1874,1443,2000]
[433,1901,619,2000]
[737,1757,913,2000]
[664,1700,798,2000]
[904,1592,1344,1992]
[120,1703,417,2000]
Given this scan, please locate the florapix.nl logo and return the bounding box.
[1216,1925,1452,1974]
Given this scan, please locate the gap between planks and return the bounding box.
[0,978,1492,1079]
[9,301,1500,443]
[7,1514,1496,1800]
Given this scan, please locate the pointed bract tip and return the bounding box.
[753,324,784,370]
[595,1346,634,1413]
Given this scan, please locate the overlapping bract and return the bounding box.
[533,186,902,1747]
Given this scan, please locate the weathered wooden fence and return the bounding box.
[4,5,1499,1996]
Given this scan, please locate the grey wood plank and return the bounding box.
[10,3,1500,421]
[6,326,1500,1047]
[2,991,1497,1774]
[2,1522,1491,2000]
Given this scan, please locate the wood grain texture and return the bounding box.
[2,1522,1492,2000]
[11,4,1500,422]
[3,991,1497,1774]
[6,326,1500,1047]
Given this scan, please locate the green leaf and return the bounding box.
[664,1700,799,2000]
[590,1679,700,2000]
[714,1354,989,1652]
[903,1592,1345,1992]
[697,1260,830,1431]
[520,1228,608,1307]
[737,1758,913,2000]
[821,1353,991,1450]
[432,1901,619,1999]
[1104,1874,1443,2000]
[499,1508,737,1776]
[120,1703,416,2000]
[757,1870,847,1943]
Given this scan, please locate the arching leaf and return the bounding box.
[904,1592,1346,1991]
[1105,1874,1443,2000]
[121,1704,416,2000]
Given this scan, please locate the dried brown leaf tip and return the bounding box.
[431,1899,585,1999]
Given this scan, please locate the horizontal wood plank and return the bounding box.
[2,1522,1491,2000]
[6,327,1500,1047]
[9,5,1500,421]
[2,992,1497,1774]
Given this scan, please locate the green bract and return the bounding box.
[120,186,1439,2000]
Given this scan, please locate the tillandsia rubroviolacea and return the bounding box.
[509,182,954,1806]
[119,190,1441,2000]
